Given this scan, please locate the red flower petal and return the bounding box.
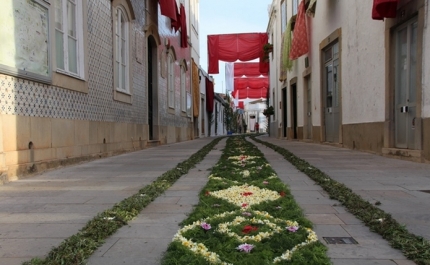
[242,225,259,234]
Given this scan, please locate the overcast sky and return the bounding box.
[199,0,272,94]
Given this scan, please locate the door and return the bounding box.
[395,19,418,149]
[323,42,340,143]
[291,84,298,139]
[282,88,287,137]
[201,98,205,135]
[147,38,154,140]
[306,76,312,139]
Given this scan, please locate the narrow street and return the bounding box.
[0,135,428,264]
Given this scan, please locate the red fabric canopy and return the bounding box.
[179,4,188,48]
[208,33,269,74]
[372,0,399,20]
[205,77,214,113]
[159,0,177,21]
[233,88,267,99]
[234,78,269,90]
[234,62,268,77]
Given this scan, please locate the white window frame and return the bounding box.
[180,65,186,112]
[168,52,175,109]
[113,5,130,94]
[55,0,85,79]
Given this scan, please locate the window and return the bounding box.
[281,0,286,33]
[180,65,186,112]
[113,5,130,94]
[292,0,298,15]
[168,52,175,109]
[0,0,51,83]
[191,0,199,34]
[55,0,84,78]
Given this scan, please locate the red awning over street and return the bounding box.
[234,78,269,90]
[234,62,268,77]
[233,88,267,100]
[208,33,269,74]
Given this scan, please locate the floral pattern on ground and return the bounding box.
[165,136,329,265]
[172,210,318,264]
[209,184,281,209]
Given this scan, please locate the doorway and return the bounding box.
[201,98,205,135]
[305,76,312,139]
[323,42,340,143]
[394,18,418,149]
[291,83,298,139]
[147,36,157,140]
[282,88,287,138]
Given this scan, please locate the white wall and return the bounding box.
[309,1,386,125]
[189,0,200,63]
[268,0,281,130]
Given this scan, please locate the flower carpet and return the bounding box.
[162,136,330,265]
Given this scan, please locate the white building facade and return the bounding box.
[268,0,430,163]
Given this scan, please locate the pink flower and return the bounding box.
[201,222,211,230]
[237,243,254,253]
[263,181,269,185]
[286,225,299,232]
[242,212,252,217]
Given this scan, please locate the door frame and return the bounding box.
[146,32,160,141]
[319,28,343,143]
[303,69,312,140]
